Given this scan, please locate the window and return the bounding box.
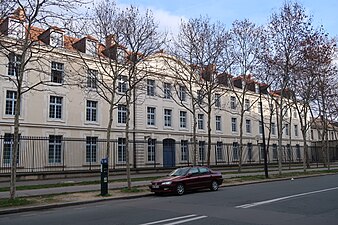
[164,109,172,127]
[181,140,188,161]
[3,133,19,164]
[8,19,24,39]
[147,79,155,96]
[180,111,187,128]
[294,124,299,137]
[246,119,251,134]
[258,102,262,114]
[231,117,237,132]
[147,107,156,126]
[8,53,21,76]
[51,62,64,83]
[50,31,63,47]
[255,84,260,94]
[285,123,289,136]
[286,144,291,160]
[116,49,125,63]
[198,114,204,130]
[49,96,63,119]
[49,135,62,163]
[179,85,186,101]
[147,139,156,162]
[118,138,126,162]
[272,144,277,160]
[86,137,97,163]
[199,141,205,161]
[118,104,127,124]
[293,109,297,119]
[311,130,314,140]
[216,142,223,161]
[271,122,276,135]
[259,121,263,134]
[296,144,301,159]
[232,142,239,161]
[5,90,17,115]
[247,143,253,161]
[118,75,127,93]
[163,82,171,99]
[197,89,204,104]
[283,107,288,117]
[215,94,221,108]
[216,115,221,131]
[86,100,97,122]
[87,69,97,88]
[86,40,97,56]
[230,96,236,109]
[245,99,250,111]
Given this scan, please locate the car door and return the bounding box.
[198,167,212,188]
[184,167,200,190]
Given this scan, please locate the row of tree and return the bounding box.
[0,0,337,199]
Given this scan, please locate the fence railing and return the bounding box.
[0,136,337,174]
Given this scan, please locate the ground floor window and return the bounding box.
[86,137,97,163]
[247,143,253,161]
[296,144,301,159]
[272,144,277,160]
[118,138,126,162]
[181,140,188,161]
[49,135,62,164]
[199,141,205,161]
[232,142,238,161]
[216,142,223,161]
[147,139,156,162]
[3,133,20,164]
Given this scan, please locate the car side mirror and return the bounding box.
[186,172,192,177]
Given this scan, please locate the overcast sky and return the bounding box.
[116,0,338,37]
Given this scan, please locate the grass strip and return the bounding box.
[0,176,162,192]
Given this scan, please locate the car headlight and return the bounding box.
[161,181,172,185]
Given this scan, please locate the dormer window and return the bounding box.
[50,31,63,48]
[86,40,97,56]
[116,48,125,63]
[8,19,24,39]
[255,84,260,94]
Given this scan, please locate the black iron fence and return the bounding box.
[0,136,337,174]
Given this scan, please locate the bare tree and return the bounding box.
[308,29,338,169]
[263,2,312,174]
[84,1,164,189]
[228,19,265,172]
[0,0,86,200]
[167,17,231,166]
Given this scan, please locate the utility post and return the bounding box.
[259,85,269,178]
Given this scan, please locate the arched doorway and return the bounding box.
[163,139,175,168]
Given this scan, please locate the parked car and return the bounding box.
[149,166,223,195]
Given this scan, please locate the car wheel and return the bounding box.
[210,180,219,191]
[176,183,185,195]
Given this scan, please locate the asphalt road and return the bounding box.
[1,174,337,225]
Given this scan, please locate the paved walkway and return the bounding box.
[0,164,336,199]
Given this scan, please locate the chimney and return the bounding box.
[105,34,116,48]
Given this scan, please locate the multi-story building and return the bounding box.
[0,9,324,173]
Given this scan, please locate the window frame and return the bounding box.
[51,61,64,84]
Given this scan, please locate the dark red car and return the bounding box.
[149,166,223,195]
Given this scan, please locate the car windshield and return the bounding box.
[169,167,190,176]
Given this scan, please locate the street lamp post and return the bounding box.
[259,86,269,179]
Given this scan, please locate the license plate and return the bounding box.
[152,185,159,189]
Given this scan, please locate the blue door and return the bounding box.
[163,139,175,168]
